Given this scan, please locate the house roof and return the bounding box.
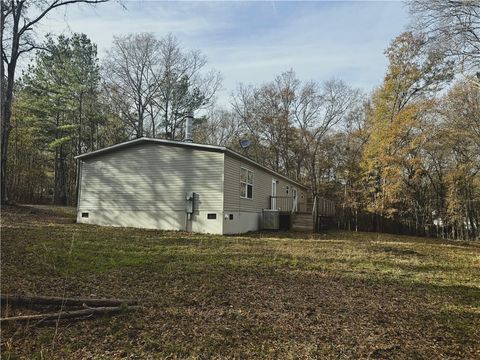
[75,137,309,190]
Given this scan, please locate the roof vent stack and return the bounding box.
[184,113,193,143]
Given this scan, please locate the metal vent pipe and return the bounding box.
[184,113,193,142]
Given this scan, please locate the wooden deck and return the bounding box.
[269,195,336,231]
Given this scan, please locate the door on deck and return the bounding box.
[271,179,277,209]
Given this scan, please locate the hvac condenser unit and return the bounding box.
[262,209,279,230]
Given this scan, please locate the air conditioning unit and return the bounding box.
[262,209,279,230]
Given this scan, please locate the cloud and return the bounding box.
[39,1,232,54]
[192,1,408,103]
[35,1,409,105]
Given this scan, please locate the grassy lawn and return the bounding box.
[1,205,479,359]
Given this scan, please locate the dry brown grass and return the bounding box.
[1,205,479,359]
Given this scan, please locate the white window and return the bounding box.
[240,168,253,199]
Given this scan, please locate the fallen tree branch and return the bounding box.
[1,294,138,307]
[0,305,141,324]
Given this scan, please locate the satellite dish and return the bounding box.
[239,139,251,149]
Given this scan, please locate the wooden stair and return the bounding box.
[291,212,314,232]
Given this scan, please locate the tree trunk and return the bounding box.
[1,2,22,205]
[58,145,67,205]
[75,93,83,205]
[0,1,5,203]
[1,74,14,204]
[0,1,4,125]
[137,96,143,138]
[1,60,17,204]
[53,113,68,205]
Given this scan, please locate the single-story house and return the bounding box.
[75,137,310,234]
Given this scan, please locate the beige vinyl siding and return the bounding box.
[223,154,306,213]
[78,143,224,233]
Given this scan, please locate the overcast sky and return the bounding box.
[40,0,410,105]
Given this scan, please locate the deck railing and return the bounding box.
[269,196,294,213]
[269,195,336,216]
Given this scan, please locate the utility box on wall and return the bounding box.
[185,192,195,214]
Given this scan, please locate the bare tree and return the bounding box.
[232,71,361,186]
[195,107,244,146]
[103,33,162,138]
[232,70,299,173]
[409,0,480,80]
[153,34,222,140]
[0,0,109,204]
[103,33,221,140]
[294,79,361,194]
